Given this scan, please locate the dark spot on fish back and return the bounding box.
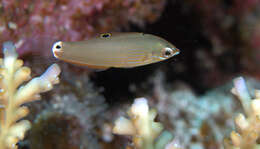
[100,33,111,38]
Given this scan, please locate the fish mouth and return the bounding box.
[53,49,63,58]
[173,48,180,56]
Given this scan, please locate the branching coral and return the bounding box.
[224,77,260,149]
[0,41,61,149]
[113,97,182,149]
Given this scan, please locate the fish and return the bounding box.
[52,32,180,70]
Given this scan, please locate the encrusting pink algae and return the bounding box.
[0,0,166,57]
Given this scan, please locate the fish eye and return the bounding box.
[56,45,61,49]
[54,41,63,50]
[100,33,111,38]
[52,41,63,58]
[165,50,171,56]
[162,47,173,58]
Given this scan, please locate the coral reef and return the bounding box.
[0,1,260,149]
[113,97,177,149]
[112,75,260,149]
[225,77,260,149]
[28,111,83,149]
[148,71,238,149]
[0,42,60,149]
[21,65,108,149]
[0,0,166,57]
[180,0,260,81]
[16,60,260,149]
[26,93,107,149]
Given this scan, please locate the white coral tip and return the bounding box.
[8,120,31,139]
[3,41,17,59]
[40,63,61,84]
[232,77,250,100]
[131,97,149,117]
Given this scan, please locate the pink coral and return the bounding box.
[0,0,165,57]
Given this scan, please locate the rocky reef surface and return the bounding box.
[0,0,260,149]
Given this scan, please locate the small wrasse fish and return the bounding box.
[52,32,180,69]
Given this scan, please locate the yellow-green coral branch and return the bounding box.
[0,41,61,149]
[113,97,164,149]
[225,77,260,149]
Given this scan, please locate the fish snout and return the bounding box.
[173,48,180,56]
